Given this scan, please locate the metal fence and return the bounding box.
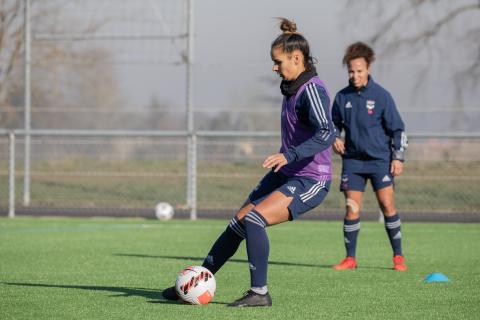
[1,130,479,220]
[1,1,479,221]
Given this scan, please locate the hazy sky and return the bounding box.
[46,0,479,132]
[119,0,349,110]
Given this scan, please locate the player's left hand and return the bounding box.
[390,160,403,177]
[263,153,288,172]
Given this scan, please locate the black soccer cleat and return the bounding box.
[161,286,180,301]
[227,290,272,307]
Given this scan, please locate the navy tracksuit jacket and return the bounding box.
[332,76,407,172]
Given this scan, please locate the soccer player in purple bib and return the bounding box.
[162,18,335,307]
[331,42,408,271]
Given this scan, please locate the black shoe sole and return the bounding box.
[227,291,272,307]
[228,303,272,307]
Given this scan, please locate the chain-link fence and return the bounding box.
[2,0,189,131]
[0,131,188,217]
[1,132,479,220]
[197,135,480,216]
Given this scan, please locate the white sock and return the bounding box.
[251,286,268,295]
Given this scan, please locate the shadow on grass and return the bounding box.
[148,299,229,305]
[356,266,392,270]
[1,282,230,304]
[114,253,332,269]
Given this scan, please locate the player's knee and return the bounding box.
[235,203,255,222]
[346,198,360,215]
[345,199,360,220]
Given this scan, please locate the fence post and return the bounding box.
[23,0,32,206]
[186,0,196,220]
[8,132,15,218]
[190,133,197,220]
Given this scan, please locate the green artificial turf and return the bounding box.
[1,217,479,319]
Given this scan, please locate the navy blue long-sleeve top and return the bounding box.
[332,76,407,166]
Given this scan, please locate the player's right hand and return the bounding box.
[333,137,345,155]
[263,153,288,172]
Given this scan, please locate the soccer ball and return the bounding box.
[175,266,216,305]
[155,202,174,220]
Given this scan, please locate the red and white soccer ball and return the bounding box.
[175,266,216,305]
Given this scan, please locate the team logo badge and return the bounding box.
[366,100,375,114]
[341,174,349,189]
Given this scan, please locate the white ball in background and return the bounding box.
[155,202,174,220]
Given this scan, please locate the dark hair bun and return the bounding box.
[279,18,297,34]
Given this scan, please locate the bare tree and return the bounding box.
[0,0,124,129]
[0,0,23,125]
[342,0,480,128]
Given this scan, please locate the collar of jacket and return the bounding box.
[280,68,318,97]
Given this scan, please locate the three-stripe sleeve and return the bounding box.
[283,83,335,163]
